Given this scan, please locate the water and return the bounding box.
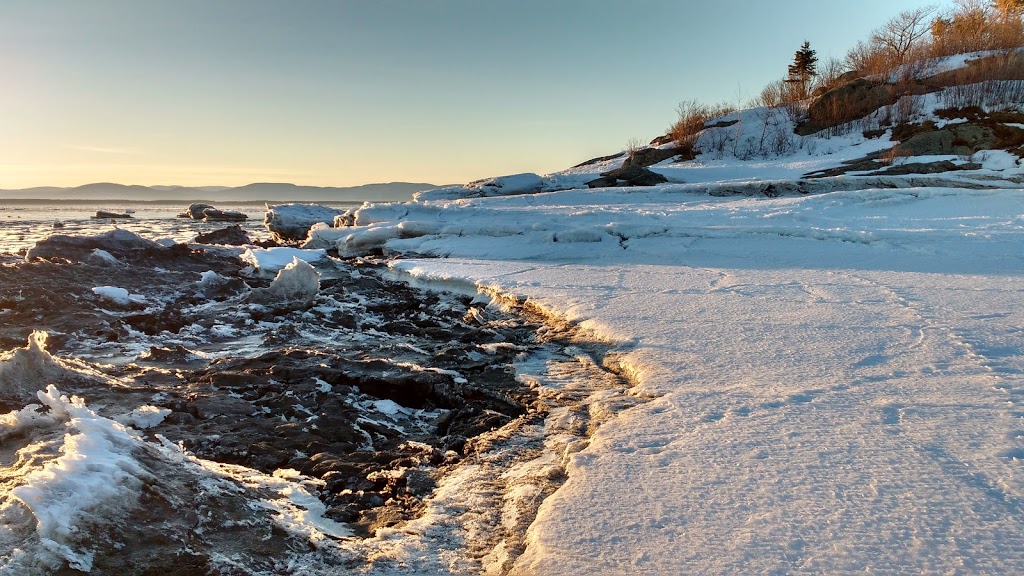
[0,200,360,254]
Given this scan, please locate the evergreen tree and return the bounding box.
[786,41,818,99]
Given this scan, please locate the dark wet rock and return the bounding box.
[201,208,247,221]
[586,176,618,189]
[0,228,555,543]
[93,210,132,219]
[194,224,251,245]
[137,345,202,364]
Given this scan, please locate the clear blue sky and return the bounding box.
[1,0,932,188]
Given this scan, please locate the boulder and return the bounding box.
[471,173,544,196]
[180,203,214,219]
[625,146,682,168]
[93,211,132,219]
[25,229,163,262]
[600,165,668,186]
[802,78,896,135]
[201,208,247,222]
[194,225,251,246]
[895,124,997,157]
[585,176,618,189]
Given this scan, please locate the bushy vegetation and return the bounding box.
[664,0,1024,156]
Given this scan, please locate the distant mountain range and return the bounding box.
[0,181,440,202]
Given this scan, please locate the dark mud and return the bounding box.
[0,230,546,539]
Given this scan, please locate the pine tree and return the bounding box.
[786,41,818,99]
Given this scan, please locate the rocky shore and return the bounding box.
[0,224,566,571]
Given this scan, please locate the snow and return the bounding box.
[88,249,119,265]
[240,247,326,271]
[340,175,1024,573]
[118,405,172,429]
[91,285,145,306]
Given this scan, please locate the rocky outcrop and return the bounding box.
[589,165,669,188]
[624,146,682,168]
[800,78,897,135]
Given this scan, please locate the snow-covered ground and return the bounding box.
[336,181,1024,573]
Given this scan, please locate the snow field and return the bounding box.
[376,183,1024,574]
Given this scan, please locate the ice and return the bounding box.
[264,203,348,242]
[88,249,119,265]
[240,247,326,272]
[8,385,149,572]
[197,270,223,288]
[91,286,130,305]
[118,405,172,429]
[246,256,321,310]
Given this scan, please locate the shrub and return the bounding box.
[668,100,735,151]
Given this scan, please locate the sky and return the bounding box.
[1,0,932,189]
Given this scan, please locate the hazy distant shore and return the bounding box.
[0,198,364,206]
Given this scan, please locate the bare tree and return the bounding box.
[871,5,938,63]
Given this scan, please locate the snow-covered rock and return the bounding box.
[415,173,545,201]
[264,203,349,242]
[25,228,162,262]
